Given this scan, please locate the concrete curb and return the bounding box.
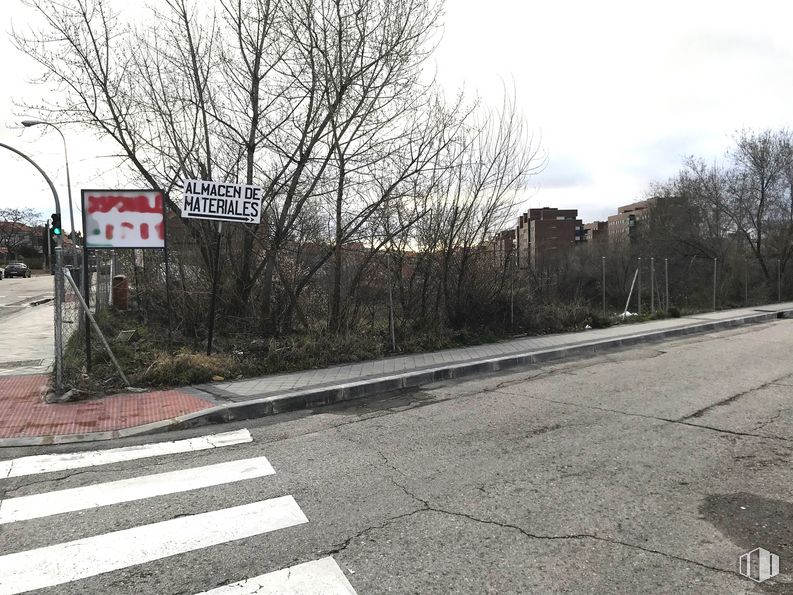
[28,297,54,307]
[2,309,788,447]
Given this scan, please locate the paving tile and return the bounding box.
[0,375,213,439]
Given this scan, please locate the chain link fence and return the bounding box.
[59,249,122,388]
[54,240,793,391]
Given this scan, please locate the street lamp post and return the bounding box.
[21,120,78,258]
[0,142,64,394]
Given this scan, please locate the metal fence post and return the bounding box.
[82,244,92,372]
[637,257,642,316]
[510,251,515,329]
[601,256,606,316]
[650,257,655,312]
[744,257,748,305]
[386,250,397,351]
[665,258,669,313]
[54,241,63,392]
[778,258,782,302]
[713,257,717,311]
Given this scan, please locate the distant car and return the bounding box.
[4,262,31,278]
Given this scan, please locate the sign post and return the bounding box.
[181,179,262,355]
[206,222,223,355]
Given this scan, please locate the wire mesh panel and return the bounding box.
[57,248,120,388]
[60,265,85,386]
[94,250,113,313]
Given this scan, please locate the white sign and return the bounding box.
[83,190,165,249]
[182,179,262,224]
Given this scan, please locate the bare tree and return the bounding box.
[0,208,42,259]
[16,0,550,353]
[418,91,545,325]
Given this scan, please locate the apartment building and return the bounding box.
[583,220,608,242]
[489,228,517,267]
[511,207,583,269]
[607,199,655,243]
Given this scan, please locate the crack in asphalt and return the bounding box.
[239,394,453,448]
[1,467,108,497]
[326,430,736,578]
[323,507,427,556]
[333,430,409,480]
[425,508,736,577]
[1,459,13,480]
[750,409,785,433]
[427,350,667,402]
[673,418,792,441]
[324,493,735,578]
[494,388,793,443]
[678,374,792,421]
[0,447,253,497]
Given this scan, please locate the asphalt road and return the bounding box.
[0,275,53,319]
[1,320,792,594]
[0,275,55,374]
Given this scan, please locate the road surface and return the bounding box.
[0,275,52,318]
[0,275,54,375]
[1,319,792,593]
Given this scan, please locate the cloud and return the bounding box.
[535,153,593,189]
[673,31,790,63]
[621,133,717,182]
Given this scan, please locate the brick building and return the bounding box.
[583,220,608,243]
[607,199,655,243]
[488,228,517,267]
[508,207,583,269]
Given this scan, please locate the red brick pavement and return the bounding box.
[0,374,214,439]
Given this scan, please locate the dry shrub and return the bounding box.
[137,352,240,387]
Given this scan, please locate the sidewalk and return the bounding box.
[0,302,55,376]
[2,302,793,446]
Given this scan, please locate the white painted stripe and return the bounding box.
[0,429,252,478]
[0,456,275,524]
[0,496,308,595]
[195,557,357,595]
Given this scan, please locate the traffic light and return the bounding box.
[51,213,62,236]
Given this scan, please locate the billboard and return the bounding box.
[82,189,166,249]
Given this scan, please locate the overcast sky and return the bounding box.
[2,0,793,231]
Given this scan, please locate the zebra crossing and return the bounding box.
[0,429,358,595]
